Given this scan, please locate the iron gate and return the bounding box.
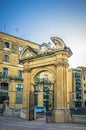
[29,81,54,122]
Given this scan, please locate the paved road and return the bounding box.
[0,116,86,130]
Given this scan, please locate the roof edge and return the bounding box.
[0,31,39,45]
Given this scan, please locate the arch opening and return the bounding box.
[30,70,54,121]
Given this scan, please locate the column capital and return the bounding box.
[54,59,69,67]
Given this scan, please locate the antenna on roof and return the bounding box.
[16,28,19,36]
[4,24,6,32]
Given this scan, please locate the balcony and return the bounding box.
[35,77,53,85]
[0,72,23,81]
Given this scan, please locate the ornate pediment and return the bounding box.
[20,37,72,61]
[20,46,37,60]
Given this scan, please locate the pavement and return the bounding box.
[0,116,86,130]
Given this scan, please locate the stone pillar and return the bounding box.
[9,80,16,109]
[21,66,31,120]
[53,59,70,123]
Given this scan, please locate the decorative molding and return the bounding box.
[54,59,69,67]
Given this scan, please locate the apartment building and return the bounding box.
[78,67,86,106]
[0,32,38,111]
[68,67,86,108]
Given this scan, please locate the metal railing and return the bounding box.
[70,107,86,115]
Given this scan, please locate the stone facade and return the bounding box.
[0,32,39,111]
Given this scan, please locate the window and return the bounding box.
[16,84,23,91]
[16,84,23,104]
[43,87,49,93]
[75,73,80,78]
[76,93,82,99]
[34,85,38,92]
[16,93,22,104]
[76,79,81,85]
[84,90,86,94]
[83,76,85,81]
[35,75,40,82]
[76,86,82,92]
[18,70,22,79]
[1,83,8,90]
[4,55,9,61]
[44,74,48,83]
[3,68,8,77]
[5,42,10,48]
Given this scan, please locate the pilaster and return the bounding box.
[53,59,70,122]
[21,67,31,120]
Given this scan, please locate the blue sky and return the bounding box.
[0,0,86,68]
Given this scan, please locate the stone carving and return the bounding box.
[38,42,54,54]
[20,37,70,60]
[37,37,67,54]
[51,37,66,49]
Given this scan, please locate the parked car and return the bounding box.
[35,106,46,113]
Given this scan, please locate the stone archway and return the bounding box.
[20,37,72,123]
